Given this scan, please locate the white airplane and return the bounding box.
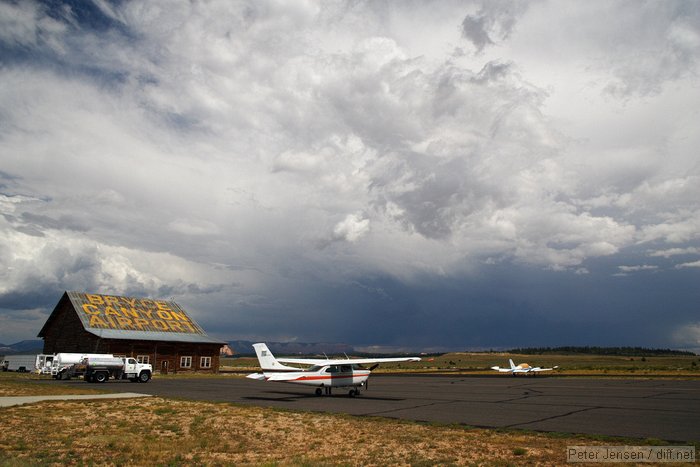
[491,359,558,376]
[246,343,421,397]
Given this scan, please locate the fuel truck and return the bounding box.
[75,356,152,383]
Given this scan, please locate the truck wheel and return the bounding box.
[94,372,108,383]
[138,371,151,383]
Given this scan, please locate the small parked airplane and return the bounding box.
[246,343,421,397]
[491,359,558,375]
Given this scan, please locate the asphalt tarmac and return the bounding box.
[47,375,700,442]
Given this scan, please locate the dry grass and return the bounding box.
[0,396,661,466]
[0,372,107,396]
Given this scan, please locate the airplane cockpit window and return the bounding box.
[326,365,339,373]
[307,365,323,372]
[340,365,352,373]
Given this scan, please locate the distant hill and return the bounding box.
[0,340,44,355]
[227,340,355,356]
[508,346,696,356]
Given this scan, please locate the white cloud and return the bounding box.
[638,213,700,244]
[648,247,700,258]
[618,265,658,273]
[333,214,370,243]
[0,220,238,300]
[675,260,700,269]
[168,219,220,237]
[673,323,700,347]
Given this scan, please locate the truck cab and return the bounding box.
[122,357,152,382]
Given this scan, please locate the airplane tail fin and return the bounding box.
[252,343,280,371]
[252,343,299,372]
[509,359,516,369]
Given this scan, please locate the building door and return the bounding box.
[161,360,168,375]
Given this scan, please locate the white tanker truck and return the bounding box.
[75,356,152,383]
[51,353,115,379]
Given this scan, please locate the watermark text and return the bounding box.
[567,446,694,463]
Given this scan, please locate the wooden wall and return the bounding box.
[101,340,221,374]
[41,299,102,353]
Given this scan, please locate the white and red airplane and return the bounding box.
[491,359,558,375]
[246,343,421,397]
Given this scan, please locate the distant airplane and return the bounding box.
[491,359,558,376]
[246,343,421,397]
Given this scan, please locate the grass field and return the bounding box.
[2,374,697,466]
[0,372,109,396]
[222,352,700,377]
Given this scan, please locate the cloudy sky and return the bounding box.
[1,0,699,351]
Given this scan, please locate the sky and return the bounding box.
[1,0,699,352]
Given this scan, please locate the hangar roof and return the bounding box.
[38,291,225,345]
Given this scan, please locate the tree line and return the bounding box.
[507,346,696,356]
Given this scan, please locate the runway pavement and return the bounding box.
[42,375,700,442]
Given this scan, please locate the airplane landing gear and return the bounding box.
[315,388,323,396]
[348,388,360,397]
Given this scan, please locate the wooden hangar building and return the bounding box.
[38,291,225,373]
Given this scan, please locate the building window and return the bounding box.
[136,355,150,364]
[180,356,192,368]
[200,356,211,369]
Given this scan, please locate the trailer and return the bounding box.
[51,353,114,379]
[76,356,152,383]
[4,354,41,372]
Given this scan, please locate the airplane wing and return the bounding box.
[246,372,306,382]
[490,366,513,372]
[530,366,558,372]
[246,372,315,382]
[276,356,421,366]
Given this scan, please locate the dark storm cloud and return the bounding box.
[461,1,530,53]
[189,259,700,350]
[20,212,90,232]
[370,153,490,239]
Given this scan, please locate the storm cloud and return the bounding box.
[1,0,699,351]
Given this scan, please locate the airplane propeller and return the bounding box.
[369,364,379,371]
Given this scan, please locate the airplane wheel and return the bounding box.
[348,389,356,397]
[315,388,322,396]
